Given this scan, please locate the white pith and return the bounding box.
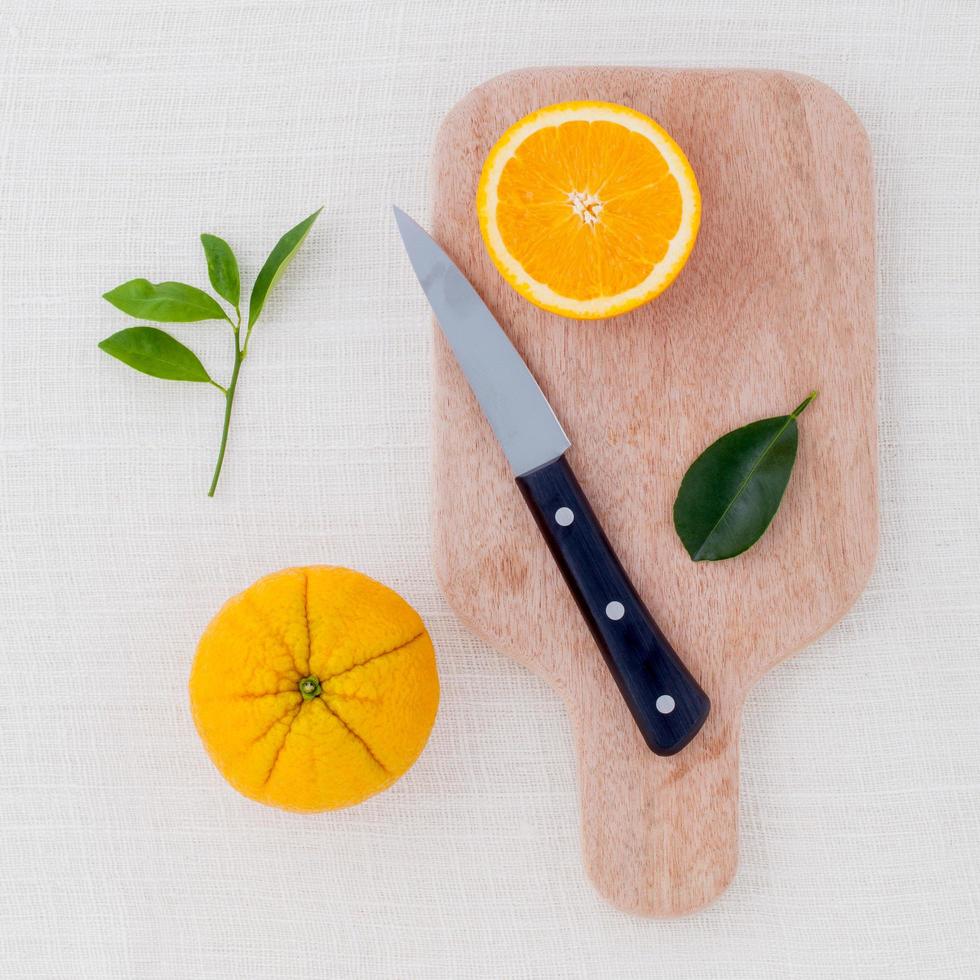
[567,190,604,225]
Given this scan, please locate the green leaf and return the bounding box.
[103,279,230,323]
[247,207,321,329]
[673,392,818,562]
[200,234,240,309]
[98,327,215,384]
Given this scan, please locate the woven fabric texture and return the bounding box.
[1,1,978,977]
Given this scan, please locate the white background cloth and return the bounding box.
[1,1,978,977]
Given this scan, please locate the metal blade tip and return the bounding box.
[392,206,419,238]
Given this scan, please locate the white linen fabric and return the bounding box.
[1,1,978,977]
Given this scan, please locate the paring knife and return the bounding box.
[394,208,710,755]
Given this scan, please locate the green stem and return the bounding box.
[298,675,321,700]
[241,318,255,358]
[791,390,819,419]
[207,317,243,497]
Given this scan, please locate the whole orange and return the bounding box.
[190,566,439,811]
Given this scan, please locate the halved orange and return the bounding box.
[477,101,700,320]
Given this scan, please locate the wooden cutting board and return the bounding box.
[430,68,877,916]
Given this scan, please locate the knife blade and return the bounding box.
[394,207,570,476]
[394,207,709,755]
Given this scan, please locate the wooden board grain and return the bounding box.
[430,68,877,916]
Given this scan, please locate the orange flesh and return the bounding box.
[495,120,683,300]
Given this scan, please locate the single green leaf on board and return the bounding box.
[98,326,215,384]
[200,234,241,309]
[103,279,230,323]
[673,391,818,562]
[247,208,322,329]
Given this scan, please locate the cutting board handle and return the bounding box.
[568,690,742,916]
[516,455,711,755]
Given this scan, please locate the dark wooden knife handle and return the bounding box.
[516,455,710,756]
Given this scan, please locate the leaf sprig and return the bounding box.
[99,209,321,496]
[673,391,818,561]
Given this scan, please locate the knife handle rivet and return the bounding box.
[555,507,575,527]
[656,695,676,715]
[605,601,625,621]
